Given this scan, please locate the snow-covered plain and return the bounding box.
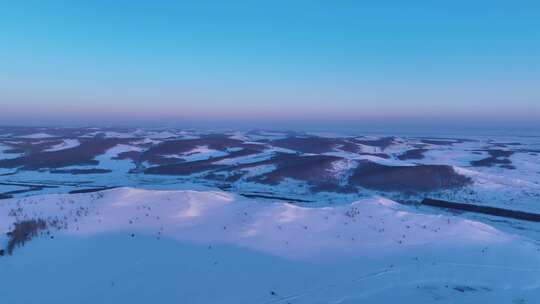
[1,128,540,303]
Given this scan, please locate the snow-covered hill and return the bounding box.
[1,188,539,303]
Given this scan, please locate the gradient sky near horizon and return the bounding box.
[0,0,539,128]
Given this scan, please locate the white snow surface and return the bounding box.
[0,188,522,258]
[162,145,228,162]
[0,188,539,303]
[44,139,80,152]
[18,132,55,139]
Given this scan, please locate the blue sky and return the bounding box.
[0,0,538,128]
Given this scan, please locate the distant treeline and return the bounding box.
[422,198,540,222]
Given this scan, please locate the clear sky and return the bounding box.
[0,0,539,129]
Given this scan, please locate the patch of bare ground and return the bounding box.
[397,149,428,160]
[0,126,116,138]
[0,139,64,154]
[50,168,112,175]
[270,136,345,153]
[141,134,263,165]
[245,153,343,186]
[0,138,125,169]
[349,161,471,191]
[358,152,391,159]
[470,149,515,168]
[353,137,396,150]
[144,148,260,175]
[207,152,354,192]
[420,139,459,146]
